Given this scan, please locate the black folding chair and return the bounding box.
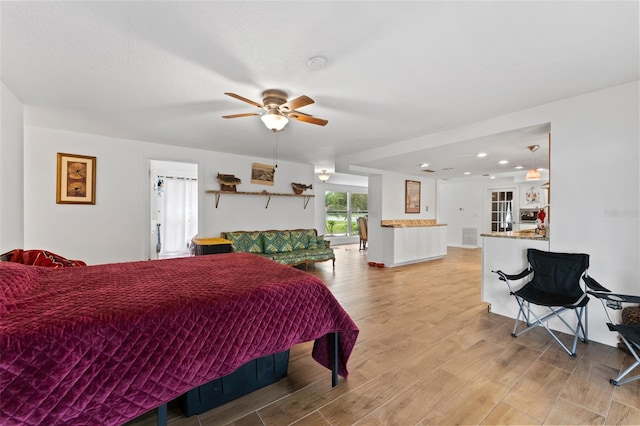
[493,249,591,357]
[585,277,640,386]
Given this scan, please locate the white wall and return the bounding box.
[437,178,501,247]
[380,173,437,219]
[24,126,315,265]
[0,82,25,252]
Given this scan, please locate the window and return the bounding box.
[325,191,368,236]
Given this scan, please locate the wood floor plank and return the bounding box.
[417,375,509,425]
[543,398,604,425]
[440,339,508,382]
[559,358,619,415]
[356,368,466,425]
[478,342,542,387]
[318,369,416,426]
[605,401,640,425]
[501,360,571,422]
[481,402,541,425]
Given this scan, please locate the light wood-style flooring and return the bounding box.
[128,246,640,425]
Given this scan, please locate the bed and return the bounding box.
[0,252,358,425]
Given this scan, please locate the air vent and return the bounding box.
[422,169,435,173]
[463,228,478,246]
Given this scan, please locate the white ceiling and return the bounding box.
[2,1,638,181]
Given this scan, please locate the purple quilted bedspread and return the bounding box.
[0,253,358,425]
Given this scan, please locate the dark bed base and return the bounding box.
[156,333,340,425]
[180,350,290,416]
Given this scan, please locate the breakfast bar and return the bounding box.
[379,219,447,268]
[481,229,550,319]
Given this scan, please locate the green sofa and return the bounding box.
[220,229,335,268]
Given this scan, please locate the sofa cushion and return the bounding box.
[290,230,309,250]
[263,231,293,254]
[308,235,327,250]
[227,231,263,253]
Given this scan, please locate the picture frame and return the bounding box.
[251,162,275,186]
[56,153,96,204]
[405,180,420,213]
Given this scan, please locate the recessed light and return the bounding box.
[514,165,524,169]
[499,160,509,165]
[490,176,496,179]
[477,152,487,158]
[464,172,471,175]
[419,162,429,168]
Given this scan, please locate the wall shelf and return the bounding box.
[206,190,314,209]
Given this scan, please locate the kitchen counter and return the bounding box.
[380,219,445,228]
[481,229,548,241]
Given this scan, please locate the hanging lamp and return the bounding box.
[525,145,541,181]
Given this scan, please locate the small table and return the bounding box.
[193,237,232,256]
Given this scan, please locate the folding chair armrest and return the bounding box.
[587,290,640,308]
[582,276,611,292]
[492,268,531,281]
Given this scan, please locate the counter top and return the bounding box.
[481,230,548,241]
[381,219,446,228]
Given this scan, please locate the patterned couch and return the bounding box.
[220,229,335,268]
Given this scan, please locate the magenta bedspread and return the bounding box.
[0,253,358,425]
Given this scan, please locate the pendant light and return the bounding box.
[526,145,541,181]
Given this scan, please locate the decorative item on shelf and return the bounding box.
[251,163,275,186]
[291,182,313,195]
[525,186,540,205]
[525,144,542,181]
[317,169,331,183]
[217,173,241,192]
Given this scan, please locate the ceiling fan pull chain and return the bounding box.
[273,131,279,170]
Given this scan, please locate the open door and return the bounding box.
[149,160,198,259]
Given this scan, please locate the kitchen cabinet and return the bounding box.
[381,225,447,267]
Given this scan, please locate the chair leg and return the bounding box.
[511,302,585,357]
[610,336,640,386]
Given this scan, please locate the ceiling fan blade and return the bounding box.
[222,113,261,119]
[224,92,264,109]
[281,95,314,111]
[289,113,328,126]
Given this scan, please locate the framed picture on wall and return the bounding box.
[405,180,420,213]
[56,153,96,204]
[251,163,275,186]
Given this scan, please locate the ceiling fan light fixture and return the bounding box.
[317,169,331,182]
[261,109,289,131]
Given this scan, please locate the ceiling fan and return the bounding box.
[222,89,328,132]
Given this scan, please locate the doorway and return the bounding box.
[149,160,198,259]
[487,188,516,232]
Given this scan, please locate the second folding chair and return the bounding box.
[585,277,640,386]
[493,249,591,357]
